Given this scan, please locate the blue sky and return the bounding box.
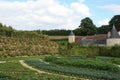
[0,0,120,30]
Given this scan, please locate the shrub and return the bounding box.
[68,46,99,57]
[58,42,120,58]
[110,45,120,57]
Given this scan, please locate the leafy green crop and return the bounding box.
[26,60,120,80]
[44,56,120,73]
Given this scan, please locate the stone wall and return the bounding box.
[107,38,120,46]
[49,36,68,39]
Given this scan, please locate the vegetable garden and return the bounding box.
[25,56,120,80]
[0,57,81,80]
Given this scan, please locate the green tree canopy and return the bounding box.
[97,25,109,34]
[79,17,96,28]
[75,17,97,36]
[109,15,120,31]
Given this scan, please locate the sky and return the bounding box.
[0,0,120,30]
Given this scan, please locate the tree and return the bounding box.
[79,17,96,28]
[97,25,110,34]
[77,17,97,35]
[5,26,14,37]
[109,15,120,31]
[0,23,3,27]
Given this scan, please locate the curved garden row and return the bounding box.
[25,60,120,80]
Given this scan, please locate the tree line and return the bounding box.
[41,15,120,36]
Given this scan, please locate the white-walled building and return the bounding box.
[68,31,75,43]
[107,25,120,46]
[68,25,120,46]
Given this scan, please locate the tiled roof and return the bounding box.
[75,34,107,43]
[110,25,120,38]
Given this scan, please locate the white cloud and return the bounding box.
[101,4,120,14]
[0,0,91,30]
[71,2,90,16]
[98,18,109,26]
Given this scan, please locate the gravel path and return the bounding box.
[19,60,46,74]
[0,61,6,63]
[118,65,120,67]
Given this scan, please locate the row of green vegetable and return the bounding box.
[25,60,120,80]
[44,56,120,73]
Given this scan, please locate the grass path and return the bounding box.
[118,65,120,67]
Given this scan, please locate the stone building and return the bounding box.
[68,25,120,46]
[106,25,120,46]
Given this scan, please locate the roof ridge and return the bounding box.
[69,31,75,36]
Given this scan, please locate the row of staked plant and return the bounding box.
[0,36,59,58]
[25,59,120,80]
[0,61,80,80]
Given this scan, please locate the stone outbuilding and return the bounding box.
[107,25,120,46]
[68,25,120,46]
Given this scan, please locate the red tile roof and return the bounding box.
[75,34,107,43]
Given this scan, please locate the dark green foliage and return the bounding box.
[97,25,110,34]
[99,45,120,57]
[56,40,120,58]
[97,56,120,65]
[79,17,96,29]
[110,45,120,57]
[99,46,111,56]
[74,27,97,36]
[44,56,58,62]
[0,23,14,37]
[68,45,120,57]
[41,29,70,36]
[44,56,120,73]
[53,39,68,55]
[68,44,99,57]
[109,15,120,30]
[26,60,120,80]
[0,74,16,80]
[77,17,97,35]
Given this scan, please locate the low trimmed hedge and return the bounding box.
[59,43,120,57]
